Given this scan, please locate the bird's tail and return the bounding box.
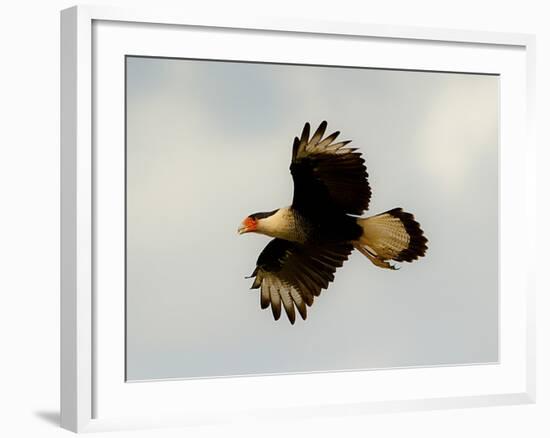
[354,208,428,270]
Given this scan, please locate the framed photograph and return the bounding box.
[61,5,536,433]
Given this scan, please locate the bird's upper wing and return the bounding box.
[249,238,353,324]
[290,121,371,217]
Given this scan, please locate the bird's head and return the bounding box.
[238,210,280,235]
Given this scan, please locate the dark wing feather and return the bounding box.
[250,238,353,324]
[290,121,371,217]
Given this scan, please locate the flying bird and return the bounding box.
[238,121,427,324]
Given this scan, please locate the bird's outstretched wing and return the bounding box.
[249,238,353,324]
[290,121,371,217]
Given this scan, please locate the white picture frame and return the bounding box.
[60,4,536,433]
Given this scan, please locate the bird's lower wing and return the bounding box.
[250,239,353,324]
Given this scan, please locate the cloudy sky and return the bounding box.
[125,56,499,381]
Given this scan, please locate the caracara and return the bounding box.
[238,121,427,324]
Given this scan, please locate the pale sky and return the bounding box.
[125,56,499,381]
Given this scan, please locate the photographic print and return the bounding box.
[125,56,498,381]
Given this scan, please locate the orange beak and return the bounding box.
[237,216,257,235]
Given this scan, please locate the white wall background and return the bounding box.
[0,0,547,437]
